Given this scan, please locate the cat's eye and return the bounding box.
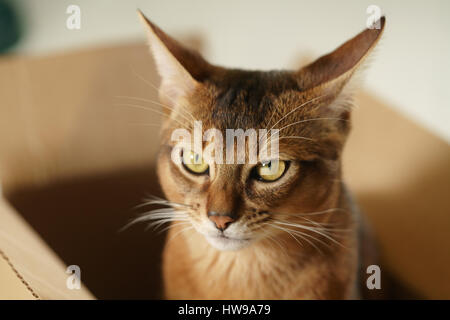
[181,149,209,175]
[254,160,288,182]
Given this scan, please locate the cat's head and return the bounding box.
[139,12,385,251]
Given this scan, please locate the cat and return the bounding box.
[137,10,385,299]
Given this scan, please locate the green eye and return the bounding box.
[255,160,288,182]
[182,149,209,174]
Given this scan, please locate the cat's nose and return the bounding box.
[207,211,235,231]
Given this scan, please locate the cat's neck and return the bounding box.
[168,219,356,299]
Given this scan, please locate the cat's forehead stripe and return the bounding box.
[207,70,301,129]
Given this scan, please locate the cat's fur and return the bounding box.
[138,11,385,299]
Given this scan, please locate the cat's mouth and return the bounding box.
[204,233,252,251]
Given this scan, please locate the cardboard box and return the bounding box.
[0,43,449,299]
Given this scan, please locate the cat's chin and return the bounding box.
[204,234,251,251]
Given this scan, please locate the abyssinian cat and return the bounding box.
[137,11,385,299]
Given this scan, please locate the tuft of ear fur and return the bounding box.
[137,10,212,107]
[298,17,386,115]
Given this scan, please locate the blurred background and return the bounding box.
[1,0,450,142]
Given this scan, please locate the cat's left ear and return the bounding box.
[297,17,386,109]
[138,11,212,106]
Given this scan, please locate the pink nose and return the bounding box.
[207,212,235,231]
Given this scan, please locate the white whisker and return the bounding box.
[113,103,190,130]
[277,117,348,133]
[270,94,327,130]
[115,95,196,123]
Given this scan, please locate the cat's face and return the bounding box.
[156,71,347,251]
[140,12,384,251]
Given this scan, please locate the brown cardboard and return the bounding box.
[0,195,94,299]
[0,43,449,299]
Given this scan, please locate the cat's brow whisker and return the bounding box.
[130,68,196,123]
[115,95,196,123]
[127,123,162,128]
[113,103,191,130]
[131,67,177,105]
[277,117,349,133]
[270,94,328,131]
[266,108,279,130]
[278,136,315,142]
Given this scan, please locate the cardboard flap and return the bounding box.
[0,196,94,299]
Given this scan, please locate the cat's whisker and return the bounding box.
[297,216,351,233]
[277,224,329,255]
[130,68,196,124]
[137,201,192,210]
[156,221,192,235]
[146,218,190,232]
[278,136,315,142]
[273,220,347,249]
[138,213,189,221]
[261,224,307,258]
[121,194,192,232]
[115,95,196,124]
[268,223,325,255]
[266,108,279,130]
[268,224,304,247]
[277,117,348,133]
[270,94,328,131]
[113,103,191,130]
[127,123,162,128]
[267,221,330,254]
[127,212,188,228]
[135,208,189,219]
[272,208,346,217]
[139,195,193,209]
[131,67,177,105]
[274,217,347,232]
[145,218,189,232]
[259,226,288,256]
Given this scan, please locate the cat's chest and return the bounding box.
[163,227,355,299]
[186,247,306,299]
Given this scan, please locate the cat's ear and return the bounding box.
[297,17,385,108]
[138,11,212,106]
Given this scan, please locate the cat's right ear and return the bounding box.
[138,11,211,106]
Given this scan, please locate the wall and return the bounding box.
[11,0,450,142]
